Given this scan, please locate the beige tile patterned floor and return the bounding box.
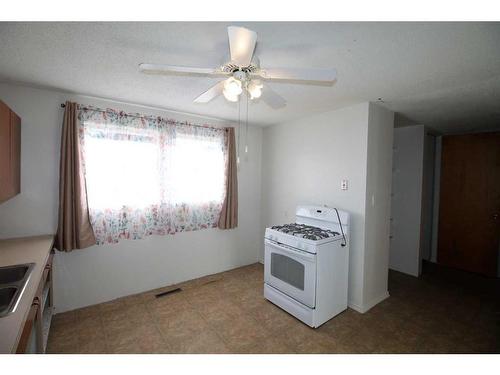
[46,262,499,354]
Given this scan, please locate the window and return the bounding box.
[78,109,228,244]
[165,133,226,205]
[84,133,161,209]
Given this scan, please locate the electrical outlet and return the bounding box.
[341,179,348,190]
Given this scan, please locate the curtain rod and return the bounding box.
[60,103,229,131]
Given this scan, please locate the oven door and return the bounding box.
[264,239,316,308]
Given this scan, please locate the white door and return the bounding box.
[264,239,316,308]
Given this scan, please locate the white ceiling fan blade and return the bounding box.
[139,63,226,77]
[227,26,257,67]
[194,81,226,103]
[260,84,286,109]
[256,67,337,84]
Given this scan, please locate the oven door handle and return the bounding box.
[265,239,316,262]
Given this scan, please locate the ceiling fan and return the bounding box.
[139,26,337,109]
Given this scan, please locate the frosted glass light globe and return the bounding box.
[247,80,263,99]
[223,77,243,96]
[223,91,239,102]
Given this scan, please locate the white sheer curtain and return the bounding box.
[78,107,228,244]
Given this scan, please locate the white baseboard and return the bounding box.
[348,291,390,313]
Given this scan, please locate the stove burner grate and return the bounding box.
[270,223,340,241]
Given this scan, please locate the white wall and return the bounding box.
[389,125,425,277]
[261,102,394,312]
[0,83,263,312]
[362,103,394,311]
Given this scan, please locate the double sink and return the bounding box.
[0,263,35,318]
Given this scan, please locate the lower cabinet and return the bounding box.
[16,252,54,354]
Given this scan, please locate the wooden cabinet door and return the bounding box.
[438,132,500,277]
[0,100,10,202]
[9,110,21,197]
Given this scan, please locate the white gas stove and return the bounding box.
[263,205,349,328]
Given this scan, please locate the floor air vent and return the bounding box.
[155,287,182,298]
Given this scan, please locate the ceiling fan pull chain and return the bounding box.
[237,95,241,165]
[245,92,249,154]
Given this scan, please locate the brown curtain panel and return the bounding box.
[54,101,96,251]
[218,127,238,229]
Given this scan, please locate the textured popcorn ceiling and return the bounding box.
[0,22,499,133]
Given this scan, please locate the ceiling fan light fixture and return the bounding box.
[223,77,243,99]
[223,91,239,102]
[247,80,263,99]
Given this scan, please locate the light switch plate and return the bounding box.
[341,179,348,190]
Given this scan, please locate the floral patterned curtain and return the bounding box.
[78,107,229,245]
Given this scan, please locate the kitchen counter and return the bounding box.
[0,235,54,353]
